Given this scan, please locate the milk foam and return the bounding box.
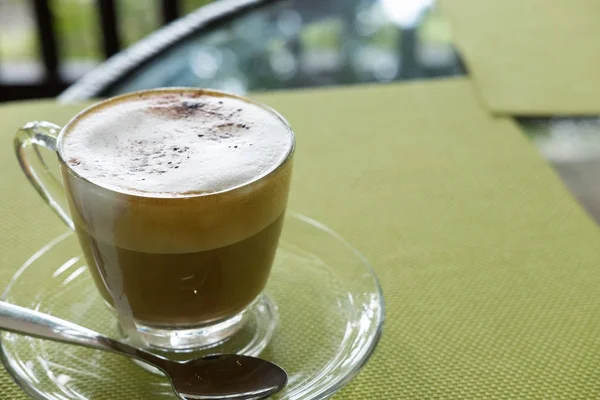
[60,91,293,197]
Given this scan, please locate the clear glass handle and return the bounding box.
[14,121,74,230]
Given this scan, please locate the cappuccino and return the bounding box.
[62,91,292,196]
[59,89,294,328]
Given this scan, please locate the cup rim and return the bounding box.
[56,87,296,199]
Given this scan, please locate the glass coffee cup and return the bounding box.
[14,88,295,352]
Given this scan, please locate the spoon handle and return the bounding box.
[0,301,164,368]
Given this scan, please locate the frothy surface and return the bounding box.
[61,91,293,197]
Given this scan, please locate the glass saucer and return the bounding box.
[0,213,384,400]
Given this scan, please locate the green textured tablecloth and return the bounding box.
[438,0,600,115]
[2,78,600,399]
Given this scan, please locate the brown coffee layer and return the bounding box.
[80,214,285,327]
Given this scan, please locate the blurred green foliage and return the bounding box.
[0,0,449,65]
[0,0,212,61]
[418,7,452,45]
[301,19,343,50]
[0,0,36,60]
[55,0,101,60]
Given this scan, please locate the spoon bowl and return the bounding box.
[164,354,287,400]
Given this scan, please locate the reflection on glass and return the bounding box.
[191,47,222,79]
[300,18,343,81]
[417,6,454,68]
[276,9,303,38]
[268,43,298,80]
[380,0,434,28]
[105,0,465,97]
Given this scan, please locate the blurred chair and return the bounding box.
[59,0,466,101]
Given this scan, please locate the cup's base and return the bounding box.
[117,295,279,373]
[130,308,251,353]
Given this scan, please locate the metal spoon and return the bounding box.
[0,301,287,399]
